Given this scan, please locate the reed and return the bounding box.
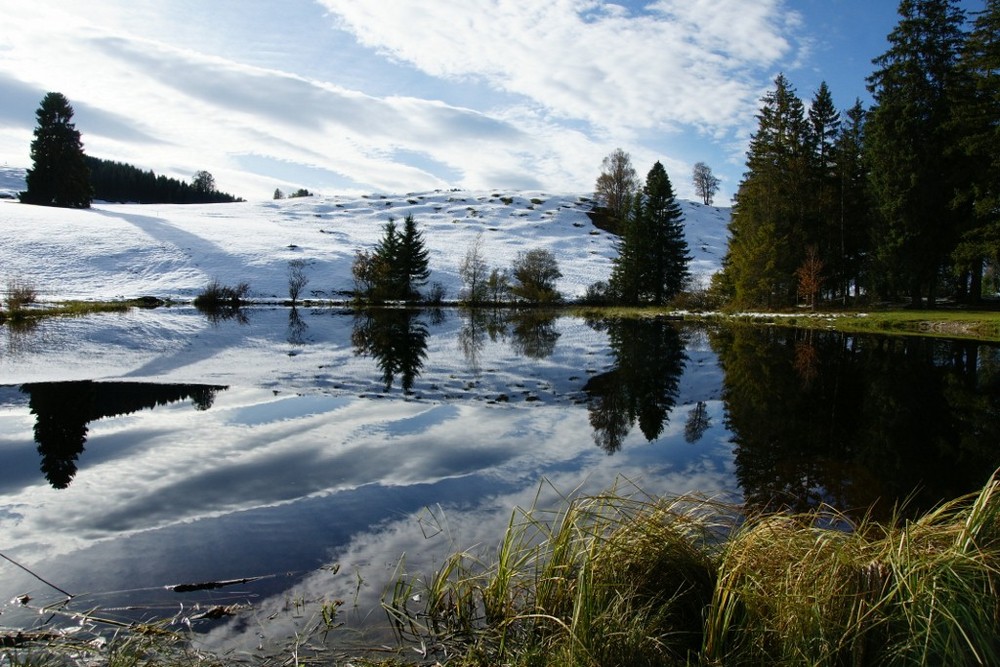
[386,473,1000,666]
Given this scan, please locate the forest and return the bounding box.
[85,157,244,204]
[715,0,1000,309]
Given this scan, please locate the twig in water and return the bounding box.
[0,550,73,598]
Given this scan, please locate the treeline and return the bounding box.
[716,0,1000,309]
[86,157,244,204]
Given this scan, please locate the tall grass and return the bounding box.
[386,474,1000,666]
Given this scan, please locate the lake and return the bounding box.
[1,308,998,655]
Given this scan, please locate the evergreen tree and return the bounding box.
[609,162,689,305]
[832,100,873,301]
[722,74,813,308]
[372,218,403,301]
[397,213,431,300]
[20,92,92,208]
[608,194,645,304]
[865,0,970,305]
[642,161,691,305]
[807,82,843,301]
[954,0,1000,300]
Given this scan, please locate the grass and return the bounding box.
[0,298,161,325]
[385,474,1000,666]
[567,304,1000,342]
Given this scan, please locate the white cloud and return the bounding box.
[317,0,801,137]
[0,1,809,198]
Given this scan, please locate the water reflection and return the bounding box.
[351,309,429,392]
[21,381,227,488]
[509,311,560,359]
[583,318,687,453]
[712,326,1000,519]
[286,307,308,346]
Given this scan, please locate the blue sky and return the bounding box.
[0,1,984,202]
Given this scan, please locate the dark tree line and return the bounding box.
[19,91,243,207]
[720,0,1000,309]
[86,157,244,204]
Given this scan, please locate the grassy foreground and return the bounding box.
[386,474,1000,666]
[9,478,1000,667]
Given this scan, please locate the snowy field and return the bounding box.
[0,166,729,302]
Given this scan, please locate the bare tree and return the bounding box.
[594,148,639,222]
[459,232,489,304]
[287,259,309,304]
[691,162,721,205]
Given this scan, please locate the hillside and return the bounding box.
[0,167,729,303]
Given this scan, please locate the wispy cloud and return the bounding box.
[318,0,801,136]
[0,1,808,197]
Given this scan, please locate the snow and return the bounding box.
[0,167,729,302]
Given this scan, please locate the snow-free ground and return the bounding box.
[0,167,728,303]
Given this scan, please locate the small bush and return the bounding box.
[5,277,38,314]
[425,281,446,305]
[193,279,250,309]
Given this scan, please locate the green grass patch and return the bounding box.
[386,474,1000,666]
[767,309,1000,341]
[0,298,161,324]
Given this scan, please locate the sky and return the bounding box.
[0,1,984,203]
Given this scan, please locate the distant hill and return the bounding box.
[0,186,730,303]
[0,166,25,199]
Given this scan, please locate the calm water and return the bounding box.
[1,308,998,653]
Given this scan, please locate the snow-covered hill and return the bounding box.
[0,167,729,302]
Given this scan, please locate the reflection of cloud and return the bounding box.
[197,450,738,655]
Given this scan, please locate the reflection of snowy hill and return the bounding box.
[0,166,729,301]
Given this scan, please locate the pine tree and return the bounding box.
[722,74,813,308]
[643,161,690,305]
[21,92,92,208]
[608,162,690,305]
[954,0,1000,300]
[865,0,970,305]
[372,218,403,301]
[832,100,873,301]
[608,194,645,304]
[807,82,843,301]
[397,213,431,300]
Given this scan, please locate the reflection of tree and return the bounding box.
[712,325,1000,520]
[287,307,308,345]
[684,401,711,443]
[583,319,687,453]
[458,309,508,374]
[509,310,560,359]
[793,331,820,388]
[351,309,429,392]
[21,382,227,489]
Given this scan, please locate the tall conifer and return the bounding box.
[722,74,812,308]
[865,0,969,305]
[21,92,92,208]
